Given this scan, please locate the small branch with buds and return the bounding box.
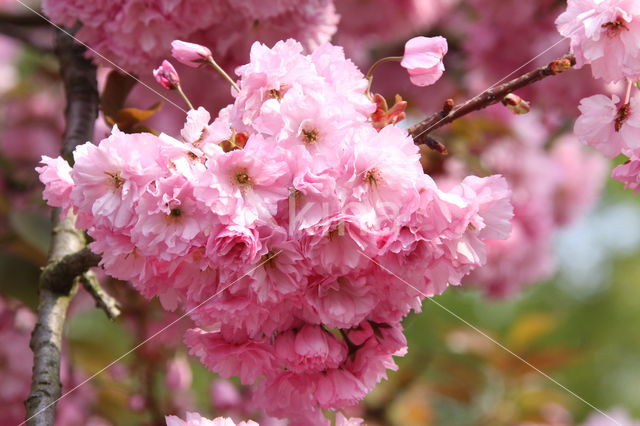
[409,54,576,146]
[25,29,102,426]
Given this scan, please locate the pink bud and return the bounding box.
[210,379,241,410]
[171,40,212,67]
[153,60,180,90]
[400,36,448,87]
[165,355,192,391]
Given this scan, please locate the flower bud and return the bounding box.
[165,355,192,390]
[400,36,448,87]
[153,60,180,90]
[502,93,531,114]
[171,40,212,67]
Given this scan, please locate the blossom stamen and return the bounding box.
[615,103,631,131]
[234,169,252,187]
[363,167,383,186]
[105,171,125,190]
[300,128,319,144]
[602,18,629,37]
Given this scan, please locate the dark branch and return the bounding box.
[0,23,53,52]
[25,28,99,426]
[409,54,576,145]
[55,27,99,163]
[0,13,49,26]
[39,247,101,293]
[80,272,121,320]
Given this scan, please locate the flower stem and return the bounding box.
[175,84,194,110]
[366,56,403,80]
[206,57,240,93]
[624,78,633,105]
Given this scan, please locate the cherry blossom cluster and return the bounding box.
[557,0,640,193]
[42,0,338,74]
[38,39,512,424]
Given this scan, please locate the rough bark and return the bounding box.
[24,30,99,426]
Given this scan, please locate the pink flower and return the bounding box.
[36,156,74,212]
[454,175,514,241]
[253,372,326,425]
[335,413,365,426]
[171,40,212,67]
[69,127,170,229]
[206,224,262,272]
[315,369,368,409]
[131,174,208,260]
[304,274,376,329]
[153,60,180,89]
[574,94,640,158]
[581,408,640,426]
[274,324,347,372]
[185,328,277,385]
[166,412,258,426]
[210,379,242,411]
[165,355,192,391]
[193,134,291,226]
[556,0,640,82]
[612,152,640,192]
[243,226,306,304]
[400,36,448,86]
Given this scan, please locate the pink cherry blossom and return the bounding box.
[36,156,74,212]
[612,152,640,192]
[153,60,180,89]
[556,0,640,82]
[400,36,448,87]
[166,412,258,426]
[69,127,170,229]
[274,324,347,373]
[574,94,640,158]
[185,328,277,385]
[171,40,213,67]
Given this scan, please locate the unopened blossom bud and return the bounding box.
[165,355,192,390]
[153,60,180,90]
[400,36,448,87]
[171,40,212,67]
[502,93,531,114]
[210,379,241,411]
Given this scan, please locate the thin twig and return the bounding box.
[25,28,99,426]
[409,54,576,145]
[80,272,121,320]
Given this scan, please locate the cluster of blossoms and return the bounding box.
[42,0,338,74]
[38,39,512,424]
[557,0,640,193]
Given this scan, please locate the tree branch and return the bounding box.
[0,13,49,26]
[80,271,121,320]
[409,54,576,146]
[0,23,53,52]
[25,29,99,426]
[39,247,101,293]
